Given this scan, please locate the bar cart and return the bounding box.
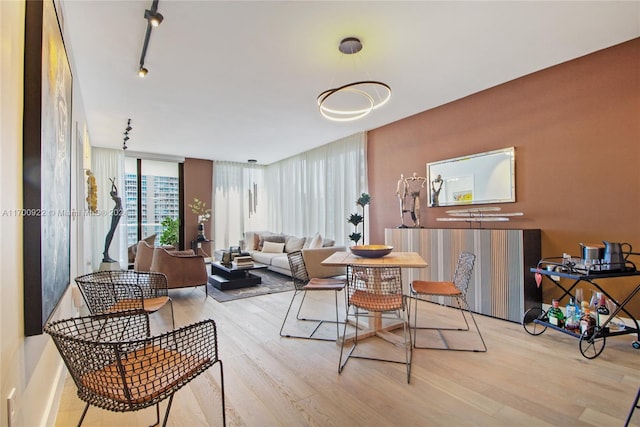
[523,257,640,359]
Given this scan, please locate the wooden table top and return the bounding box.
[321,251,428,268]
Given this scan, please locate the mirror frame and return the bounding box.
[426,147,515,207]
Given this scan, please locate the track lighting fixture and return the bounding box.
[144,9,163,27]
[122,119,132,150]
[137,0,162,77]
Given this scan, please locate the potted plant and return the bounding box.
[159,216,179,246]
[347,193,371,245]
[188,197,211,241]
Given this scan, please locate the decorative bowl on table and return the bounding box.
[350,245,393,258]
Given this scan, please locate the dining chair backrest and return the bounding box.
[287,251,310,290]
[346,265,404,312]
[452,251,476,294]
[75,270,168,315]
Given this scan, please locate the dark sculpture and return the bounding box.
[102,178,123,263]
[431,174,443,207]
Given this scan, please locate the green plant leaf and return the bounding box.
[347,213,363,226]
[159,216,179,246]
[357,193,371,206]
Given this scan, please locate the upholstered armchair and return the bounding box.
[150,247,209,294]
[133,240,156,272]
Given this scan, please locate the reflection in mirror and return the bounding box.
[427,147,515,207]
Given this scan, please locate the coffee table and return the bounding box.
[208,261,268,291]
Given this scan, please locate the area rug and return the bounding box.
[207,269,294,302]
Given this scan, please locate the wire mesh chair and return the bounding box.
[44,311,226,427]
[409,251,487,352]
[280,251,347,341]
[338,265,412,383]
[75,270,174,329]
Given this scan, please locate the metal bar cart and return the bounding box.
[523,257,640,359]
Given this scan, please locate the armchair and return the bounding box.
[75,270,174,329]
[133,240,155,272]
[151,247,209,295]
[45,311,225,426]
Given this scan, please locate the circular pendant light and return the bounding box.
[317,37,391,122]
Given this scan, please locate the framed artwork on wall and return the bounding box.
[23,0,73,336]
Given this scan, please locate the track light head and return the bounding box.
[138,67,148,77]
[150,12,163,26]
[144,9,163,27]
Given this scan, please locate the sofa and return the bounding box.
[240,231,346,278]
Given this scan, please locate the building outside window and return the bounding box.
[124,157,180,246]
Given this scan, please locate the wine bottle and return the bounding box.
[596,292,610,327]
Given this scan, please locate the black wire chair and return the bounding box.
[338,265,412,383]
[409,251,487,352]
[75,270,174,329]
[280,251,347,341]
[45,311,225,427]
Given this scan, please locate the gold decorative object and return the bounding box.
[85,170,97,213]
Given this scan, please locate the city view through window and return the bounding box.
[124,157,180,247]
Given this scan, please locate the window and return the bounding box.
[125,157,181,247]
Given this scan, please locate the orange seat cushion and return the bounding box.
[350,290,403,312]
[81,345,209,405]
[304,278,346,291]
[108,296,170,313]
[411,281,461,297]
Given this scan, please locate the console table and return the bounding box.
[385,228,541,322]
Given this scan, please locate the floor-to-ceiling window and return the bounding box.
[124,156,181,247]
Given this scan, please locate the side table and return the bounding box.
[191,239,212,259]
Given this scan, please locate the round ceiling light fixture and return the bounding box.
[317,37,391,122]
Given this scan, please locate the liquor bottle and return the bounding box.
[596,292,610,327]
[580,301,596,335]
[565,297,580,333]
[547,299,565,328]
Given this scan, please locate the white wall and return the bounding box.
[1,1,85,425]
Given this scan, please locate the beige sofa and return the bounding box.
[240,231,346,278]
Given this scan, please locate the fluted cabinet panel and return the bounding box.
[385,228,541,322]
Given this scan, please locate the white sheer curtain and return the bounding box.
[90,147,125,270]
[213,132,366,249]
[265,132,366,245]
[213,161,267,251]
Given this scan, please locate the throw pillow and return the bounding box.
[322,238,335,247]
[285,236,306,253]
[307,233,323,249]
[262,241,285,253]
[258,233,285,250]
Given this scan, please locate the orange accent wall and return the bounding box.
[183,158,213,253]
[367,38,640,312]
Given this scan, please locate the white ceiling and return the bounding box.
[59,1,640,165]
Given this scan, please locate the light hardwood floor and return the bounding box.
[54,285,640,426]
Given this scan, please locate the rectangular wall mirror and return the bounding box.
[427,147,515,207]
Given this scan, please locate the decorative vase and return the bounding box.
[197,222,206,241]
